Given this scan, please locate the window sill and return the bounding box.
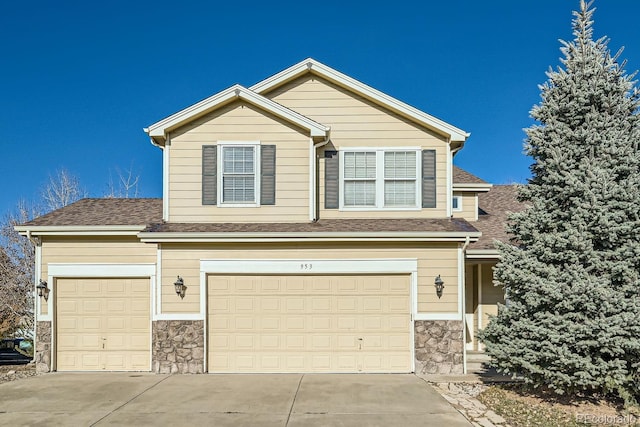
[217,203,261,208]
[339,206,422,212]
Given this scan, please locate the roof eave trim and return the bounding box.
[144,84,329,141]
[15,225,147,236]
[465,249,501,259]
[138,231,481,243]
[250,58,470,142]
[453,183,493,192]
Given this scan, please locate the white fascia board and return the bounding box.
[250,58,470,142]
[138,231,482,243]
[465,249,501,259]
[15,225,147,236]
[453,183,493,192]
[145,84,329,142]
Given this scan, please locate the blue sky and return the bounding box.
[1,0,639,215]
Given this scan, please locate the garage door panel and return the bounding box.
[56,278,150,371]
[82,300,103,314]
[208,274,411,373]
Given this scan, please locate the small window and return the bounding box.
[452,195,462,211]
[220,145,258,204]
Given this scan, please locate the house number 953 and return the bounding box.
[300,263,313,270]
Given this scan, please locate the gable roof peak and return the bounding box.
[251,58,470,143]
[145,83,329,146]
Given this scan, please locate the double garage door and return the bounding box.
[56,278,150,371]
[208,274,412,373]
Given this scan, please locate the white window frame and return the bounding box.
[339,147,421,211]
[217,141,261,208]
[452,195,463,212]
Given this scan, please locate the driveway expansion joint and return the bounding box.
[285,374,304,427]
[89,374,172,426]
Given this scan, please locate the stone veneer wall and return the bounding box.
[35,321,52,373]
[152,320,205,374]
[414,320,464,374]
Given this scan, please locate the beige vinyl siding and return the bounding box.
[168,101,311,223]
[41,237,157,280]
[265,75,449,218]
[452,192,478,221]
[39,237,156,317]
[160,242,460,314]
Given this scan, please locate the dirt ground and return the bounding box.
[0,363,37,384]
[478,384,640,427]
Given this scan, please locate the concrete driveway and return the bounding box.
[0,373,470,426]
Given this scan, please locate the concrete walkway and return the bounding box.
[0,373,470,426]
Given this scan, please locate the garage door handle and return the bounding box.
[358,338,363,350]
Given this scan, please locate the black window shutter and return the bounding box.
[325,150,339,209]
[202,145,217,205]
[422,149,436,208]
[260,145,276,205]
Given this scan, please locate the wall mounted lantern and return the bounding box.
[434,275,444,299]
[174,276,186,299]
[36,280,50,301]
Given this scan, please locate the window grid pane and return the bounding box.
[384,151,416,179]
[344,180,376,206]
[223,176,255,202]
[223,146,254,174]
[384,180,416,206]
[344,152,376,179]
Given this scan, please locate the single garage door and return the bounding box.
[56,278,150,371]
[208,274,411,373]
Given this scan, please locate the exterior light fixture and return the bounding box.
[174,276,186,299]
[36,280,50,301]
[434,275,444,299]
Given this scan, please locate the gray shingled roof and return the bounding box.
[22,198,478,235]
[142,218,478,234]
[22,198,163,227]
[453,166,487,184]
[470,185,526,249]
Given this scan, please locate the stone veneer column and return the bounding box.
[35,321,52,373]
[414,320,464,375]
[152,320,205,374]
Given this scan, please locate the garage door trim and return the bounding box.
[200,258,418,373]
[47,263,156,372]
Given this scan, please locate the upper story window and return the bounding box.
[340,149,420,210]
[221,146,257,203]
[202,141,276,207]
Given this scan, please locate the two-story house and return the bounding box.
[17,59,519,375]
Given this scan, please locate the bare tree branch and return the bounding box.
[41,168,87,211]
[104,164,141,198]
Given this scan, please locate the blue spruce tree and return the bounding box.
[479,0,640,403]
